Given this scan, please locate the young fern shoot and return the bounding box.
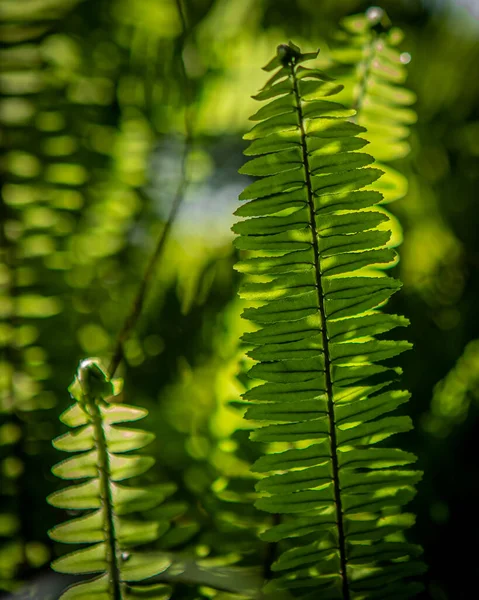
[48,359,174,600]
[234,43,425,599]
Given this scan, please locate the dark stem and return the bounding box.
[108,0,194,379]
[290,61,350,599]
[89,396,123,599]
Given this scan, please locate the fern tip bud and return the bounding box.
[366,6,392,33]
[68,357,116,404]
[277,43,299,66]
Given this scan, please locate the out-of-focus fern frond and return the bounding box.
[0,0,86,589]
[330,7,417,206]
[48,358,175,599]
[329,8,467,315]
[424,339,479,437]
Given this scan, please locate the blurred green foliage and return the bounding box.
[1,0,479,598]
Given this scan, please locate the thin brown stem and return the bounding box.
[108,0,195,379]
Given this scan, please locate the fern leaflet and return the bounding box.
[48,359,173,599]
[234,42,425,599]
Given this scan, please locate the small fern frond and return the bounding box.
[234,43,425,599]
[330,7,417,204]
[426,339,479,437]
[48,359,174,600]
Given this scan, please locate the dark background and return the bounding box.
[1,0,479,598]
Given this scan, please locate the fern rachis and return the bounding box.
[234,42,425,598]
[290,43,348,596]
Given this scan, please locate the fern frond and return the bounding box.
[0,0,84,588]
[234,43,425,599]
[330,8,417,204]
[48,359,174,599]
[426,339,479,436]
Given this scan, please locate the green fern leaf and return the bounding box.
[330,8,417,205]
[234,42,425,599]
[48,359,174,600]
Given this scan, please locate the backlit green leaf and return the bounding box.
[235,39,422,597]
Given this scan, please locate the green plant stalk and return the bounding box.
[290,58,350,599]
[88,394,123,599]
[352,33,378,119]
[353,7,392,119]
